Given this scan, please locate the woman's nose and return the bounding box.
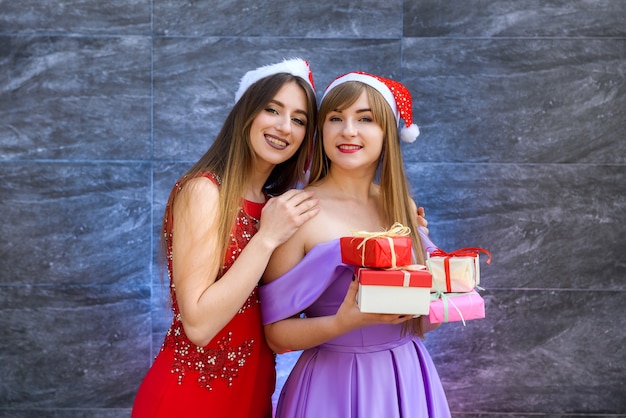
[276,115,292,134]
[342,119,357,136]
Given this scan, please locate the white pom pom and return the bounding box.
[400,124,420,143]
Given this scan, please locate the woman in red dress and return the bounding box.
[131,59,320,418]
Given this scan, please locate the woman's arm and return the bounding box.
[420,314,441,334]
[263,196,414,353]
[264,280,412,353]
[173,178,318,346]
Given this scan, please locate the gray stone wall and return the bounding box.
[1,0,624,416]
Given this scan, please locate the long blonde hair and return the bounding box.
[162,73,317,275]
[311,81,426,336]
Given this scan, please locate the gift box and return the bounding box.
[426,247,491,293]
[356,265,432,315]
[340,223,413,269]
[428,290,485,325]
[341,236,412,268]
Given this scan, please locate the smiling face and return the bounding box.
[321,89,384,173]
[249,80,309,167]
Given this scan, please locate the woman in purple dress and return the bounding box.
[260,72,451,417]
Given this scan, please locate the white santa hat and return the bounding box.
[235,58,315,103]
[322,71,420,143]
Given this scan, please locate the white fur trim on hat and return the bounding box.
[235,58,315,103]
[322,71,420,143]
[322,72,399,121]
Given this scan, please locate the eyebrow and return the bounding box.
[269,99,308,117]
[331,108,372,114]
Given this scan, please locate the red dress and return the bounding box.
[132,173,275,418]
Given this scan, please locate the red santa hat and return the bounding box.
[235,58,315,103]
[322,71,420,143]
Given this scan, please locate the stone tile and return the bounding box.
[0,35,151,161]
[0,0,151,34]
[0,162,152,286]
[153,38,401,160]
[150,284,172,359]
[404,0,626,37]
[273,351,302,410]
[405,163,625,290]
[402,38,626,164]
[154,0,402,37]
[1,0,624,415]
[150,330,168,361]
[424,289,626,413]
[0,284,150,409]
[0,409,132,417]
[150,162,194,359]
[303,39,402,93]
[151,161,193,277]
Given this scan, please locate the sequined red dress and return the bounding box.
[132,173,275,418]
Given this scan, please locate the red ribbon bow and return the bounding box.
[429,247,492,264]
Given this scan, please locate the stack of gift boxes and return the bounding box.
[340,231,432,316]
[426,246,490,325]
[340,224,490,325]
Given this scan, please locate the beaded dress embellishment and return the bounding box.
[161,173,262,390]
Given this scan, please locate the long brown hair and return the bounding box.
[162,73,317,275]
[311,81,426,336]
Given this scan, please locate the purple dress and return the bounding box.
[260,230,451,417]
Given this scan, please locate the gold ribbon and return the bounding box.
[351,223,412,268]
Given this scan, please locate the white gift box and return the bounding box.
[426,248,491,293]
[356,265,432,315]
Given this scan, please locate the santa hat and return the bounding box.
[322,72,420,143]
[235,58,315,103]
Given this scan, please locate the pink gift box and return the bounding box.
[428,290,485,324]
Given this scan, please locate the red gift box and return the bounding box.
[356,265,432,315]
[341,236,412,268]
[428,290,485,325]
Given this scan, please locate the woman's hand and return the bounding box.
[264,277,414,354]
[334,279,414,332]
[256,189,320,250]
[417,206,429,234]
[420,314,441,334]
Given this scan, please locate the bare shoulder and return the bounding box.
[263,217,308,283]
[173,176,220,225]
[178,176,220,200]
[263,186,333,283]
